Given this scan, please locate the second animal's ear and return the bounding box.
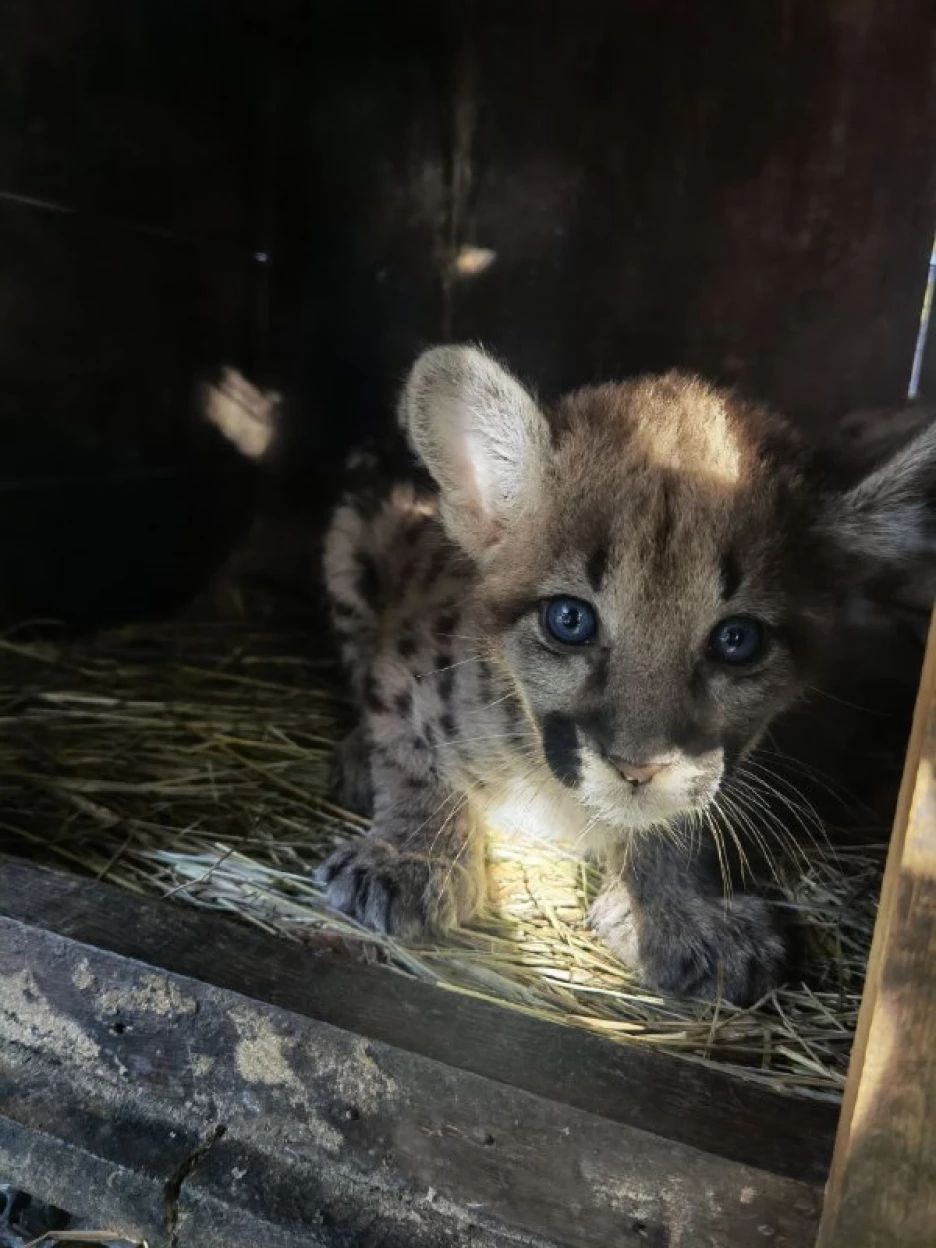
[820,420,936,597]
[399,345,551,557]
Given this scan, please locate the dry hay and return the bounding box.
[0,616,885,1104]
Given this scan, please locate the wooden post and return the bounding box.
[817,610,936,1248]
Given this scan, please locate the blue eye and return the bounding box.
[541,596,598,646]
[710,615,765,665]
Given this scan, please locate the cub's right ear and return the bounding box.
[398,345,551,558]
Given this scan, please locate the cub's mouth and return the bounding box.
[539,712,725,829]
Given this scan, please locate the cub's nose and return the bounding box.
[610,758,671,786]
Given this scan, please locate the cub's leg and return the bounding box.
[330,722,374,817]
[589,834,786,1006]
[318,702,487,939]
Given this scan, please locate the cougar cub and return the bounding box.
[318,345,936,1004]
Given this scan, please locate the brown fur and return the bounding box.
[318,346,936,1004]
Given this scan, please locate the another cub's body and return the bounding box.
[327,479,625,858]
[320,347,936,1004]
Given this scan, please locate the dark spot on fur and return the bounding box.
[356,552,382,611]
[394,689,411,717]
[502,692,529,743]
[720,551,743,600]
[436,612,458,639]
[332,599,359,623]
[586,545,609,592]
[434,651,454,699]
[423,723,437,749]
[541,713,581,788]
[321,846,356,884]
[351,866,369,905]
[370,873,399,929]
[422,547,449,589]
[364,675,386,713]
[403,516,430,546]
[398,635,418,660]
[440,711,457,739]
[656,481,674,559]
[356,491,384,524]
[477,659,493,706]
[462,765,487,791]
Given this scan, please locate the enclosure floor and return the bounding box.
[0,615,884,1102]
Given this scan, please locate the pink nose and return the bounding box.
[611,758,670,786]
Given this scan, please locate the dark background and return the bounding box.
[1,0,935,628]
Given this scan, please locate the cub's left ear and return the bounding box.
[821,421,936,589]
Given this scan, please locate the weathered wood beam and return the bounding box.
[0,865,828,1246]
[0,858,836,1184]
[818,611,936,1247]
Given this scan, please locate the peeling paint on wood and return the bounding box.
[0,914,824,1247]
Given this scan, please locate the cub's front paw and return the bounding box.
[316,838,483,939]
[590,888,786,1006]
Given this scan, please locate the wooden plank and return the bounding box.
[817,609,936,1248]
[0,857,837,1186]
[0,915,824,1247]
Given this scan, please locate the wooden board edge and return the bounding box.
[0,854,837,1184]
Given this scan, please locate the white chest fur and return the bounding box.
[469,762,618,862]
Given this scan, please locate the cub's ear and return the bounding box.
[821,420,936,596]
[398,345,551,556]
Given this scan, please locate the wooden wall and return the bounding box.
[0,0,273,625]
[1,0,934,626]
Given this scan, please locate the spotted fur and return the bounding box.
[319,345,936,1004]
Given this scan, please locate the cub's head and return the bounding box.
[400,345,936,830]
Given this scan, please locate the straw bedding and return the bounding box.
[0,613,886,1104]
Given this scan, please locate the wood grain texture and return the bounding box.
[0,913,824,1247]
[818,610,936,1248]
[447,0,936,423]
[0,857,838,1185]
[267,0,936,484]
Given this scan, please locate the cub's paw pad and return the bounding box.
[330,727,374,816]
[316,839,480,939]
[591,890,786,1006]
